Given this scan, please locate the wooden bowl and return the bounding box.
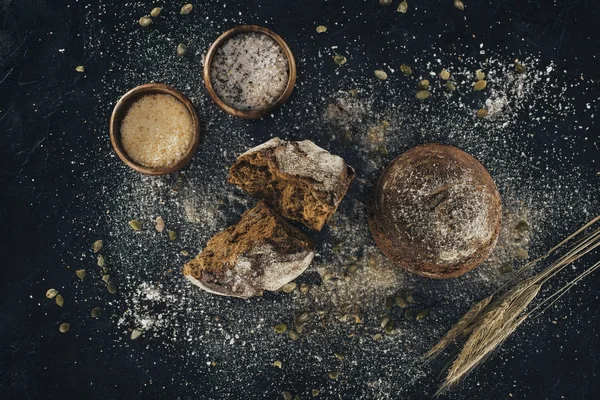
[109,83,201,175]
[203,25,297,119]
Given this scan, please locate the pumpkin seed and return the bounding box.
[404,309,416,321]
[180,4,193,14]
[454,0,465,11]
[347,264,358,274]
[333,54,347,66]
[168,230,177,241]
[273,360,283,368]
[416,309,429,321]
[59,323,70,333]
[180,250,189,256]
[374,70,388,80]
[406,294,414,303]
[299,283,310,294]
[93,240,103,253]
[328,371,339,380]
[55,294,64,307]
[516,247,529,260]
[295,324,304,334]
[400,64,412,75]
[476,108,488,118]
[316,25,327,33]
[130,328,142,340]
[139,16,152,27]
[97,255,105,267]
[75,65,84,73]
[417,79,429,89]
[341,132,352,146]
[397,0,408,13]
[150,7,161,17]
[473,80,487,91]
[499,263,513,274]
[445,81,457,91]
[379,0,392,5]
[102,274,110,283]
[91,307,102,318]
[177,43,187,57]
[515,220,529,232]
[274,323,287,333]
[76,269,85,280]
[395,296,408,308]
[129,220,142,231]
[377,145,389,157]
[372,333,382,341]
[46,289,58,299]
[289,330,299,340]
[367,254,377,268]
[439,69,451,80]
[282,282,297,293]
[348,88,358,97]
[416,90,430,100]
[515,62,526,74]
[475,69,485,81]
[283,392,292,400]
[297,312,310,323]
[385,297,394,310]
[107,281,117,294]
[334,353,345,361]
[312,389,320,397]
[385,320,395,333]
[155,216,165,233]
[380,314,391,328]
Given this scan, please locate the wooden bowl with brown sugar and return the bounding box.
[110,83,201,175]
[203,25,297,119]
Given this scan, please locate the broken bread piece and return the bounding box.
[228,138,355,231]
[183,202,315,299]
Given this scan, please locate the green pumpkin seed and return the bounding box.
[334,353,345,361]
[299,283,310,294]
[129,220,142,231]
[55,294,64,307]
[454,0,465,11]
[274,323,287,333]
[75,65,84,73]
[379,0,392,5]
[46,289,58,299]
[372,333,382,341]
[374,70,388,80]
[76,269,85,280]
[316,25,327,33]
[297,312,310,323]
[59,323,70,333]
[150,7,161,17]
[417,79,429,89]
[139,16,152,27]
[348,88,358,97]
[97,255,105,267]
[168,230,177,241]
[445,81,457,91]
[130,328,142,340]
[367,254,377,268]
[439,69,451,80]
[328,371,339,380]
[107,281,117,294]
[395,296,408,308]
[404,309,416,321]
[515,62,526,74]
[281,282,296,293]
[397,0,408,13]
[180,4,193,14]
[155,216,165,233]
[347,264,358,274]
[515,220,529,232]
[312,389,320,397]
[91,307,102,318]
[177,43,187,57]
[406,294,414,303]
[380,314,391,328]
[416,309,429,321]
[516,247,529,260]
[273,360,283,368]
[416,90,430,100]
[499,263,513,274]
[385,320,394,333]
[283,392,292,400]
[400,64,412,75]
[92,240,103,253]
[473,80,487,91]
[341,132,352,146]
[333,54,347,66]
[385,297,394,310]
[475,69,485,81]
[180,250,189,256]
[289,330,299,340]
[102,274,110,283]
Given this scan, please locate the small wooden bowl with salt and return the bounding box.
[204,25,297,119]
[110,83,201,175]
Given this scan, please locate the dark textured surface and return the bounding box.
[1,1,599,400]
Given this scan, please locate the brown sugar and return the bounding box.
[228,138,355,231]
[183,202,315,298]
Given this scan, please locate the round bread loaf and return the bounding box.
[368,143,502,279]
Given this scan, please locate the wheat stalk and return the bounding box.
[428,215,600,395]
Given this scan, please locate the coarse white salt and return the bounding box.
[210,32,289,111]
[120,94,194,168]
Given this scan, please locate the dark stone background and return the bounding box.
[1,0,599,399]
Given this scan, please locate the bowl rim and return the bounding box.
[203,25,297,119]
[109,83,201,175]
